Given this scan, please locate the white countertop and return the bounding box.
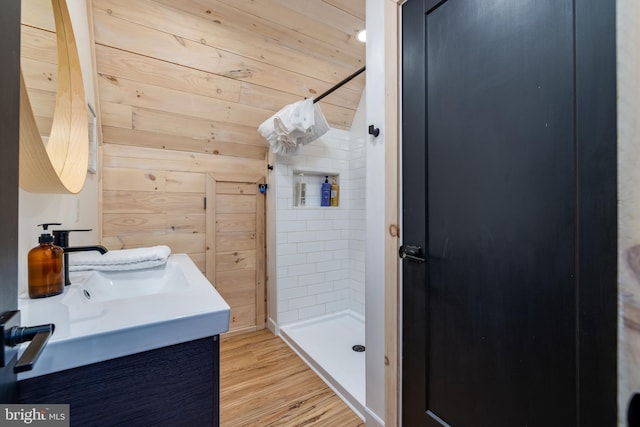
[17,254,230,380]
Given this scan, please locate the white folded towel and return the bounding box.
[68,245,172,272]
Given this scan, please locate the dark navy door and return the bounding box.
[0,0,22,403]
[401,0,616,425]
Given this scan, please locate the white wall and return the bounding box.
[365,0,387,424]
[18,1,99,293]
[349,94,367,314]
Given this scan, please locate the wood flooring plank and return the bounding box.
[220,329,363,427]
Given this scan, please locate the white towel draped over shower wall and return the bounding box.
[258,98,330,155]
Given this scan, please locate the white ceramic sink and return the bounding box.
[17,254,230,380]
[79,262,190,303]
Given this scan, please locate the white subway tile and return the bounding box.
[350,157,365,169]
[276,174,291,187]
[276,198,289,210]
[308,282,334,295]
[296,210,325,221]
[353,260,365,273]
[301,144,327,157]
[277,210,298,221]
[279,254,308,267]
[298,304,327,320]
[318,290,348,304]
[305,250,333,263]
[298,273,326,286]
[287,263,317,276]
[289,295,318,309]
[331,128,351,140]
[297,241,326,253]
[348,301,364,316]
[324,209,348,220]
[332,279,350,289]
[277,266,287,278]
[287,231,317,243]
[349,240,366,252]
[316,260,342,272]
[353,290,366,305]
[349,270,365,283]
[325,240,348,250]
[276,232,288,245]
[318,230,342,241]
[332,159,349,170]
[349,209,365,220]
[279,221,307,233]
[331,249,349,260]
[277,310,300,324]
[352,281,366,295]
[277,243,299,256]
[279,286,308,301]
[350,249,365,262]
[306,157,333,170]
[332,219,349,230]
[326,300,350,314]
[326,269,349,281]
[349,229,366,241]
[277,276,299,289]
[305,220,331,231]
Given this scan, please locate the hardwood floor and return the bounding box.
[220,329,365,427]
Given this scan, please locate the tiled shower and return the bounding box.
[274,96,366,323]
[273,94,367,416]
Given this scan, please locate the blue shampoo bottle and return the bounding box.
[321,176,331,206]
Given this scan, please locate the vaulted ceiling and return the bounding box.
[92,0,366,161]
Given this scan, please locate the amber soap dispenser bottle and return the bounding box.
[28,223,64,299]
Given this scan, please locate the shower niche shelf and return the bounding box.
[292,169,340,208]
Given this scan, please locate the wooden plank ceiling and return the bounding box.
[93,0,366,162]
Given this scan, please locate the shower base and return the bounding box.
[279,310,365,420]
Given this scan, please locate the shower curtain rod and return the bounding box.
[313,66,366,103]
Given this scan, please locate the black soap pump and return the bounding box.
[28,223,64,299]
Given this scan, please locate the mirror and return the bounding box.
[21,0,57,144]
[19,0,88,194]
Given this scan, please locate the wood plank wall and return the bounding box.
[93,0,364,273]
[93,1,269,272]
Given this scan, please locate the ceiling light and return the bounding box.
[357,29,366,43]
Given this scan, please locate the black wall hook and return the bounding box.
[368,125,380,137]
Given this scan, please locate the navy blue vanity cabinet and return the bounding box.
[16,336,220,427]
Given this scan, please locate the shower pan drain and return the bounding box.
[352,344,366,352]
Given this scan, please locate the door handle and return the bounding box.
[8,324,55,373]
[399,245,426,263]
[1,310,55,373]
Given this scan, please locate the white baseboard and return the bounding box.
[267,317,278,334]
[365,407,385,427]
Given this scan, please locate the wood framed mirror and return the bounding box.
[20,0,88,194]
